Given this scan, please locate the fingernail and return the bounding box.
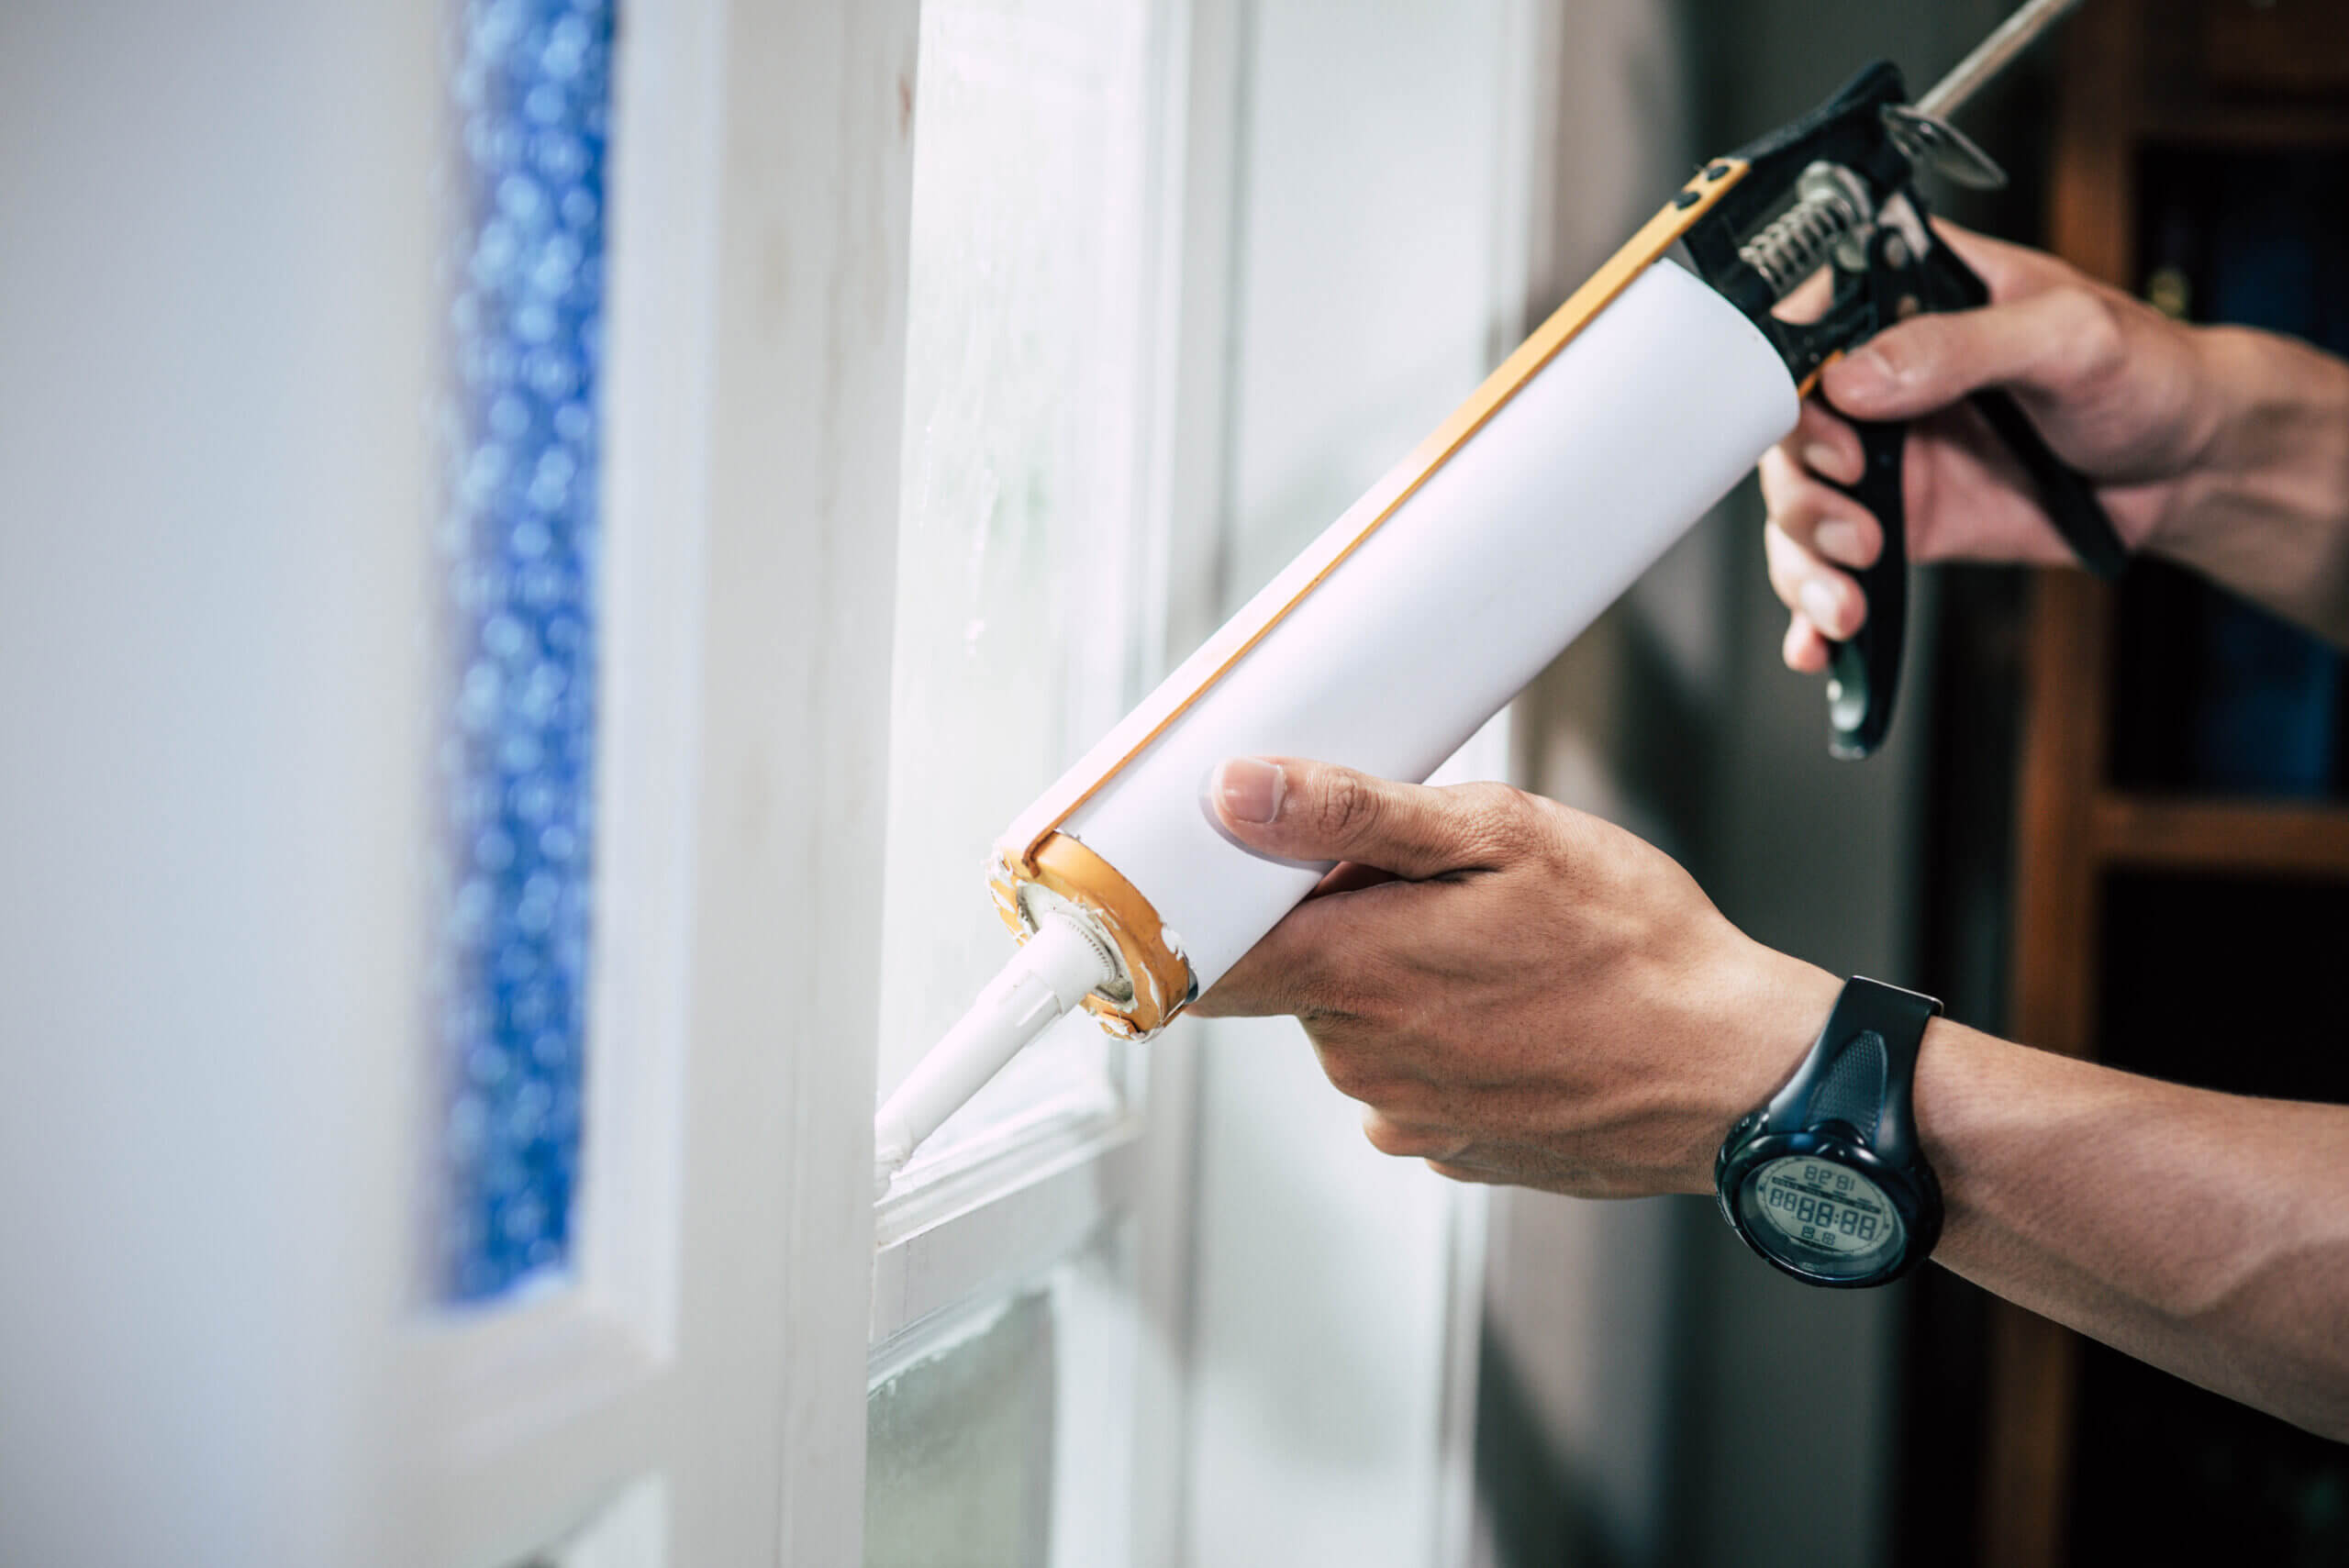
[1799,578,1844,635]
[1800,442,1852,484]
[1215,757,1286,825]
[1832,346,1894,402]
[1813,517,1865,565]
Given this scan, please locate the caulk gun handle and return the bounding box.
[1820,411,1911,760]
[1817,231,2131,760]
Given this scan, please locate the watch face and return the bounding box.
[1741,1155,1904,1279]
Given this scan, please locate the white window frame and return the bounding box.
[860,1,1216,1562]
[413,0,928,1561]
[417,0,719,1470]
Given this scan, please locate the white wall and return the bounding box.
[0,4,437,1561]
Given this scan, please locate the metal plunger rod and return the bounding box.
[1915,0,2084,121]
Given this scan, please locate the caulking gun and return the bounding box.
[875,0,2123,1190]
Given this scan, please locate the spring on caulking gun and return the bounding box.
[1737,165,1870,298]
[1734,0,2087,302]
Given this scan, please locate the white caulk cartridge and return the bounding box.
[876,162,1798,1187]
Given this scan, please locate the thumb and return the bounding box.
[1209,757,1491,880]
[1820,284,2115,423]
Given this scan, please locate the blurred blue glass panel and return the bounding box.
[433,0,611,1305]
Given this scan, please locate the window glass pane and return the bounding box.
[866,1291,1057,1567]
[431,0,612,1305]
[875,0,1162,1129]
[866,1229,1137,1567]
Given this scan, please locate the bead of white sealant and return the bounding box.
[873,912,1117,1196]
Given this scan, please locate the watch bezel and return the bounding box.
[1716,1123,1942,1288]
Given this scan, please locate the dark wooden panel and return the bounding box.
[2204,0,2349,96]
[1985,572,2110,1568]
[1980,2,2349,1564]
[2090,795,2349,878]
[1980,1305,2083,1568]
[2009,572,2114,1064]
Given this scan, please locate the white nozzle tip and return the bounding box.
[868,912,1119,1183]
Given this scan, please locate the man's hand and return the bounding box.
[1763,220,2349,662]
[1194,756,2349,1440]
[1192,755,1839,1196]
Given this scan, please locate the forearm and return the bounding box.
[1915,1018,2349,1439]
[2154,325,2349,644]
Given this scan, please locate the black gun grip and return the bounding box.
[1821,412,1910,759]
[1964,386,2130,578]
[1923,242,2131,580]
[1814,230,2130,760]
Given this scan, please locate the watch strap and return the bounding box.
[1763,975,1941,1164]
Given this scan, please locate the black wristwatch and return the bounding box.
[1714,976,1943,1287]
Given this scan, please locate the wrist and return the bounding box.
[1907,1016,2045,1274]
[1909,1015,1985,1175]
[1710,974,1945,1285]
[2146,327,2349,637]
[1686,947,1842,1193]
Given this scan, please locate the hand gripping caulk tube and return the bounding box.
[874,172,1794,1190]
[875,1,2117,1191]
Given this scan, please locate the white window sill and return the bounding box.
[869,1084,1141,1350]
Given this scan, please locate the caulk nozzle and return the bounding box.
[869,912,1117,1187]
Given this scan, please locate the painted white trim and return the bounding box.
[1161,0,1249,667]
[696,3,921,1564]
[1432,1187,1493,1568]
[1123,0,1247,1545]
[553,1478,668,1568]
[575,0,725,1361]
[1425,717,1510,1568]
[1483,0,1547,361]
[423,1300,661,1475]
[871,1137,1141,1348]
[1049,1216,1148,1568]
[874,1095,1136,1258]
[1120,0,1206,706]
[865,1280,1029,1396]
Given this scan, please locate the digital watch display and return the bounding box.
[1715,977,1943,1287]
